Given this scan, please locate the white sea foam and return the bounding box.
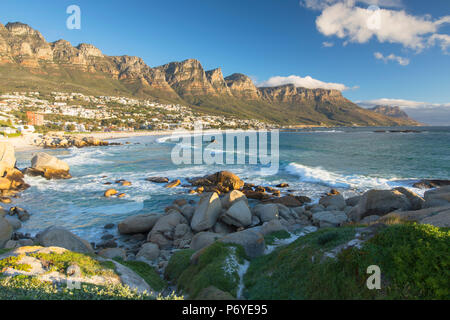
[62,148,111,166]
[285,162,409,190]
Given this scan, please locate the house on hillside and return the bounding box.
[0,127,17,134]
[16,125,35,133]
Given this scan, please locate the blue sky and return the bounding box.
[1,0,449,124]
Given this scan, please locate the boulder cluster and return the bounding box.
[34,134,116,149]
[0,142,30,197]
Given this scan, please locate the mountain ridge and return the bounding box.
[0,21,421,126]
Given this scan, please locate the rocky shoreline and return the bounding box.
[0,141,449,299]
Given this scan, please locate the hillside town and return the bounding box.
[0,91,274,136]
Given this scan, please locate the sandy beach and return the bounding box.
[0,129,234,152]
[0,130,177,152]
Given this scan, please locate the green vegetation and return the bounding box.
[0,255,32,273]
[0,275,154,300]
[0,132,21,138]
[264,230,291,246]
[0,248,12,255]
[113,258,167,292]
[164,249,195,281]
[29,251,116,278]
[168,242,246,299]
[244,224,450,300]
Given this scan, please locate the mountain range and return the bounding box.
[0,22,420,127]
[369,105,417,121]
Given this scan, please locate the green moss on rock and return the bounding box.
[29,251,116,278]
[244,224,450,300]
[172,242,246,299]
[0,275,154,300]
[114,258,167,292]
[0,255,32,273]
[165,249,195,281]
[264,230,291,246]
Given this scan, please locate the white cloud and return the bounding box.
[428,34,450,53]
[358,98,450,125]
[358,98,450,109]
[374,52,410,65]
[258,75,354,91]
[301,0,403,11]
[322,41,334,47]
[305,1,450,53]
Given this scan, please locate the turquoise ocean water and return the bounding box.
[12,126,450,242]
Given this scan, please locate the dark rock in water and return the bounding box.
[146,177,169,183]
[101,234,114,241]
[276,183,289,188]
[97,239,117,249]
[104,223,115,229]
[375,130,421,133]
[243,190,272,201]
[328,189,340,196]
[295,195,313,204]
[388,130,421,133]
[413,180,450,189]
[9,207,30,222]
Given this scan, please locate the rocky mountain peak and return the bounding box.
[76,43,103,58]
[370,105,412,120]
[156,58,216,95]
[224,73,260,99]
[206,68,231,95]
[5,22,44,40]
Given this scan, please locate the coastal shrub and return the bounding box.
[0,275,155,300]
[264,230,291,246]
[175,242,246,299]
[0,248,12,255]
[316,231,340,245]
[29,251,116,278]
[164,249,195,281]
[0,255,32,273]
[114,258,167,292]
[244,224,450,300]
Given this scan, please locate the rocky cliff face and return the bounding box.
[370,105,412,120]
[225,73,260,100]
[206,68,231,95]
[259,84,344,104]
[0,21,420,126]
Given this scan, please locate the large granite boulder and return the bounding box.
[147,211,188,249]
[190,171,244,193]
[190,232,223,251]
[221,190,247,209]
[0,216,13,248]
[312,211,348,227]
[253,203,279,223]
[220,200,252,228]
[36,226,94,254]
[136,243,160,261]
[380,205,450,228]
[118,213,160,235]
[0,142,29,194]
[394,187,424,210]
[348,189,412,222]
[319,194,346,211]
[423,186,450,208]
[27,153,71,179]
[191,192,222,232]
[0,142,16,177]
[220,229,265,258]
